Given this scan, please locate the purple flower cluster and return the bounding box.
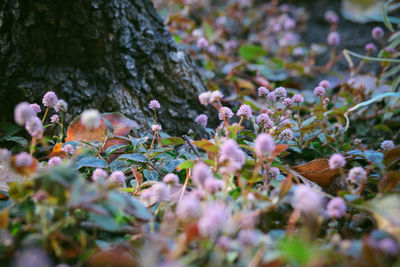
[219,139,245,173]
[329,153,346,169]
[109,171,126,186]
[327,197,346,218]
[42,91,58,108]
[149,100,161,110]
[218,107,234,121]
[195,114,208,127]
[254,133,275,157]
[236,104,252,119]
[292,184,323,213]
[163,173,179,185]
[48,156,62,166]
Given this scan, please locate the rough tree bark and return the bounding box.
[0,0,207,134]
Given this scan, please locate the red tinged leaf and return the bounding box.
[65,112,138,151]
[279,174,293,198]
[192,139,219,154]
[10,155,38,176]
[291,158,341,186]
[49,143,67,158]
[271,144,289,157]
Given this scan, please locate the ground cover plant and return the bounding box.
[0,1,400,266]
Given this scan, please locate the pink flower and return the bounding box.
[284,18,295,30]
[192,162,212,186]
[258,86,269,96]
[319,80,330,89]
[197,37,209,49]
[256,113,270,125]
[263,119,274,129]
[365,43,377,52]
[48,156,62,166]
[292,184,323,213]
[254,133,275,157]
[0,149,11,162]
[267,91,276,101]
[268,167,280,179]
[81,109,102,129]
[92,168,108,182]
[313,86,326,97]
[198,202,227,237]
[274,87,287,100]
[15,152,33,167]
[381,140,395,151]
[163,173,179,185]
[283,98,293,107]
[152,124,162,132]
[109,171,126,186]
[198,92,212,105]
[50,114,59,124]
[25,117,44,139]
[195,114,208,127]
[149,100,160,109]
[55,100,68,112]
[372,26,384,40]
[329,153,346,169]
[236,104,252,119]
[211,91,223,102]
[279,128,293,142]
[204,178,224,193]
[14,102,36,126]
[61,144,75,155]
[324,10,339,24]
[42,91,58,108]
[219,139,245,173]
[379,238,398,255]
[149,182,170,202]
[327,197,346,218]
[327,31,340,46]
[30,103,41,113]
[176,196,201,221]
[292,94,304,103]
[238,229,261,246]
[218,107,234,121]
[347,167,366,184]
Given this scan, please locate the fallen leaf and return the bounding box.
[291,159,342,186]
[271,144,289,158]
[65,113,138,151]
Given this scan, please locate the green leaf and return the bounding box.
[192,139,218,154]
[143,169,159,181]
[105,144,129,157]
[161,137,186,146]
[4,136,28,147]
[75,157,107,169]
[177,159,195,171]
[239,45,267,61]
[117,153,147,163]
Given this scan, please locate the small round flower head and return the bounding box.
[372,26,384,40]
[274,87,287,101]
[48,156,62,167]
[149,99,160,110]
[329,153,346,169]
[198,91,212,105]
[238,229,261,247]
[263,118,274,129]
[50,114,59,124]
[30,103,41,113]
[217,236,233,250]
[327,197,347,218]
[347,167,366,184]
[163,173,179,185]
[267,91,277,101]
[236,104,252,119]
[385,46,395,53]
[313,86,326,97]
[25,117,44,138]
[42,91,58,108]
[325,10,339,24]
[0,149,11,162]
[219,139,245,173]
[283,98,293,107]
[292,94,304,103]
[292,184,323,213]
[279,128,293,142]
[81,109,102,129]
[258,86,269,96]
[197,37,209,49]
[256,113,270,125]
[211,91,224,102]
[55,99,68,112]
[14,102,36,126]
[195,114,208,127]
[218,107,234,121]
[365,43,377,52]
[15,152,33,167]
[292,47,305,57]
[204,178,224,193]
[192,162,212,186]
[92,168,108,182]
[198,202,227,237]
[150,182,170,202]
[176,196,201,221]
[327,31,340,46]
[152,124,162,132]
[381,140,395,151]
[61,144,75,155]
[378,238,398,256]
[284,17,295,30]
[268,167,280,179]
[319,80,331,89]
[109,171,126,186]
[254,133,275,157]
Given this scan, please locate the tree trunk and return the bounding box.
[0,0,207,134]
